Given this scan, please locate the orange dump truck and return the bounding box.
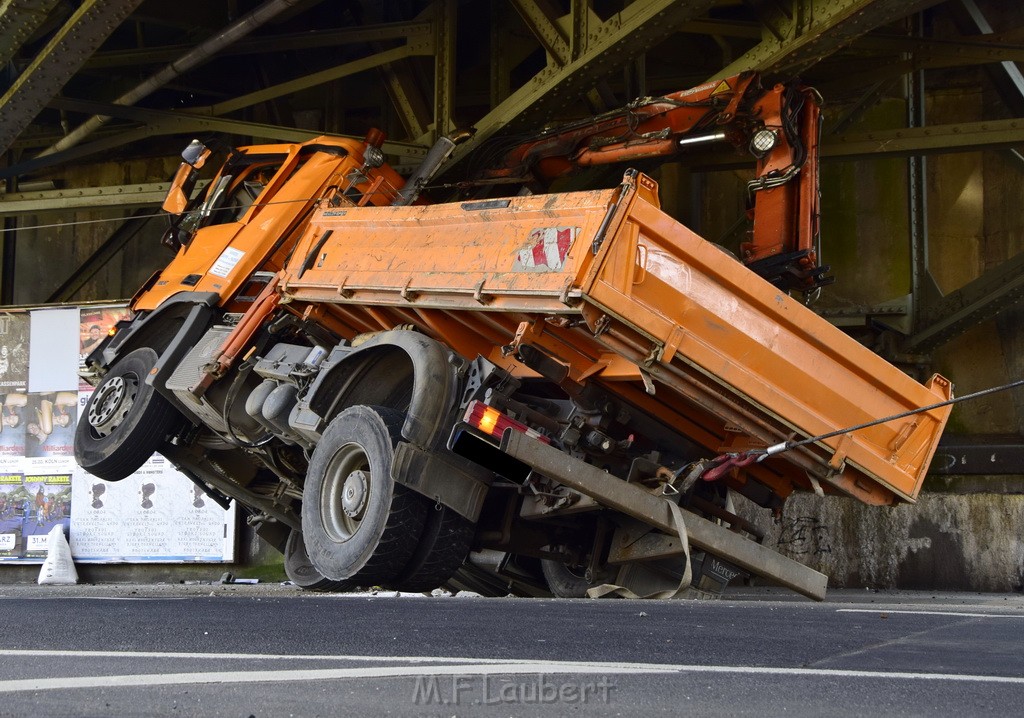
[76,80,950,601]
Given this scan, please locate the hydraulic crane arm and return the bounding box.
[474,72,831,293]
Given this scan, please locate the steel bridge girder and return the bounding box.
[0,0,145,155]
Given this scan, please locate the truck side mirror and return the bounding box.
[162,140,212,215]
[181,140,210,169]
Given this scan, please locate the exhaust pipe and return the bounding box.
[392,129,474,206]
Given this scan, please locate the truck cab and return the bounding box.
[132,133,405,315]
[75,131,407,494]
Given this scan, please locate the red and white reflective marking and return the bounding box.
[514,227,579,272]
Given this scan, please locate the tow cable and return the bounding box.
[698,377,1024,482]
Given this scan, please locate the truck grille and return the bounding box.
[164,325,233,431]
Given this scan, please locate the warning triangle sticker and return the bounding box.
[710,80,731,95]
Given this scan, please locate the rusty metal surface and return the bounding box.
[607,528,687,565]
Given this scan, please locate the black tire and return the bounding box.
[301,405,428,585]
[283,529,350,592]
[390,505,474,592]
[75,347,182,482]
[541,560,597,598]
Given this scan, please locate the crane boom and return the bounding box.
[474,72,831,293]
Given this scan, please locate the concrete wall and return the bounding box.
[737,490,1024,592]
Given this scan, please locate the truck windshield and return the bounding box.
[178,154,286,236]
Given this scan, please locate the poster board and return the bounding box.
[0,306,235,564]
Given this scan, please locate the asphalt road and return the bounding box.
[0,584,1022,716]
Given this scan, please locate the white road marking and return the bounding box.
[837,609,1024,619]
[1,651,1024,692]
[0,651,647,667]
[0,664,669,693]
[0,595,185,600]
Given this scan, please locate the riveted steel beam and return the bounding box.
[432,0,456,141]
[204,43,434,117]
[569,0,590,60]
[0,0,144,155]
[683,116,1024,172]
[48,97,428,158]
[854,33,1024,62]
[510,0,570,67]
[84,21,434,69]
[447,0,716,170]
[0,0,62,67]
[375,9,435,142]
[825,79,899,135]
[710,0,943,79]
[0,181,211,215]
[953,0,1024,109]
[905,251,1024,353]
[490,3,513,108]
[0,97,426,179]
[826,116,1024,159]
[1,126,159,180]
[380,59,432,141]
[944,0,1024,169]
[38,0,315,158]
[819,45,1024,92]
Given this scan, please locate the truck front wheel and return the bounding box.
[301,406,428,585]
[74,347,182,482]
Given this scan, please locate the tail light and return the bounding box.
[463,400,550,444]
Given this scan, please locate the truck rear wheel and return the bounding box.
[541,560,598,598]
[391,505,474,592]
[301,405,428,585]
[283,529,350,592]
[74,347,182,482]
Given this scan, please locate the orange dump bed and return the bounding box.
[281,171,951,506]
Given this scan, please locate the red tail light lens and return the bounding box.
[464,400,550,444]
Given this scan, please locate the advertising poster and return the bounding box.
[0,305,235,564]
[70,452,235,562]
[0,312,29,392]
[19,473,71,558]
[79,307,131,385]
[0,392,27,464]
[0,473,25,558]
[24,392,77,458]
